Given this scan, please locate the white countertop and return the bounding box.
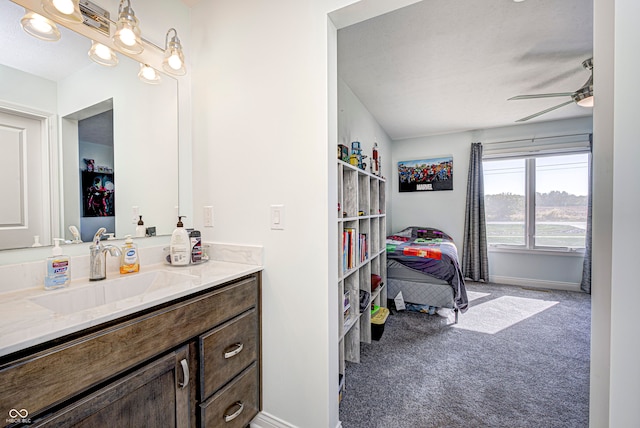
[0,243,263,358]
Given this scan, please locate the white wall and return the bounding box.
[390,117,592,287]
[338,78,393,228]
[0,64,57,113]
[608,0,640,425]
[589,0,614,424]
[189,1,358,427]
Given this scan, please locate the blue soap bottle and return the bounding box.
[45,238,71,290]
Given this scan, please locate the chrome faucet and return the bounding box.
[89,227,122,281]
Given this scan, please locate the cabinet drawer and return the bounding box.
[200,309,258,400]
[200,363,259,428]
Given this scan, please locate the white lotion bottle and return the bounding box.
[170,216,190,265]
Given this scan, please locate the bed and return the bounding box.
[386,226,469,322]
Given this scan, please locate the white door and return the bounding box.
[0,109,50,250]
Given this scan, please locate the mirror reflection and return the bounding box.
[0,0,179,250]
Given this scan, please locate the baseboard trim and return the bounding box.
[491,275,581,292]
[251,412,297,428]
[250,411,343,428]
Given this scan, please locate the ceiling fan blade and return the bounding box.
[515,100,575,122]
[530,66,585,91]
[508,92,574,101]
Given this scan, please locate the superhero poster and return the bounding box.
[398,156,453,192]
[82,171,115,217]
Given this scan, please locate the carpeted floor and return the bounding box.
[339,282,591,428]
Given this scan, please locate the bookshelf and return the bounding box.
[337,159,387,401]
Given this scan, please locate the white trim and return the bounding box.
[488,246,586,257]
[251,412,298,428]
[491,275,582,292]
[483,133,591,159]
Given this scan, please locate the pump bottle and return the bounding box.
[45,238,71,289]
[120,235,140,274]
[136,216,146,237]
[170,216,190,265]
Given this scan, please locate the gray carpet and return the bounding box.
[339,282,591,428]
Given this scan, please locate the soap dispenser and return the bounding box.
[120,235,140,274]
[170,216,190,266]
[136,215,146,237]
[45,238,71,290]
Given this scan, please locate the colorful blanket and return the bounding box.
[386,227,468,312]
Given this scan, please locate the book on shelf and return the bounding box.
[343,228,356,271]
[343,307,351,325]
[359,233,367,263]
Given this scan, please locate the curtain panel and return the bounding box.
[580,134,593,294]
[462,142,489,282]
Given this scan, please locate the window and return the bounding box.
[483,153,589,251]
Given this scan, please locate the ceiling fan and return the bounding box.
[508,57,593,122]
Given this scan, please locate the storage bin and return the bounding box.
[371,307,390,341]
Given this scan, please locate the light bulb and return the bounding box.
[30,15,53,33]
[141,66,156,80]
[168,54,182,70]
[118,27,136,47]
[93,43,111,60]
[52,0,74,15]
[21,10,60,41]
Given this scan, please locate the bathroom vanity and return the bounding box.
[0,246,262,428]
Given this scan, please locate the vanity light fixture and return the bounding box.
[20,10,61,41]
[113,0,143,54]
[41,0,83,24]
[138,63,161,84]
[88,41,118,67]
[162,28,186,76]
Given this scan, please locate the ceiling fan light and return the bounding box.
[577,96,594,108]
[573,84,594,108]
[20,10,61,42]
[88,41,118,67]
[41,0,83,24]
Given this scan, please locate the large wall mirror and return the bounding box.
[0,0,179,251]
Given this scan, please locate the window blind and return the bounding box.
[483,133,591,159]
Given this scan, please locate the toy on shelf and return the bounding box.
[350,141,367,170]
[371,142,380,176]
[338,144,349,162]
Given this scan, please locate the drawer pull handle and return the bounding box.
[223,401,244,422]
[224,343,244,359]
[179,358,189,389]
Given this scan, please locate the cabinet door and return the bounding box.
[33,346,191,428]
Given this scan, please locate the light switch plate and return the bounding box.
[204,206,214,227]
[270,205,285,230]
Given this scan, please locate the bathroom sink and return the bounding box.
[29,270,197,315]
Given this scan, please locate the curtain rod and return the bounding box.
[484,132,591,146]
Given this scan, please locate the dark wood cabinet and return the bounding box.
[33,346,190,428]
[0,273,261,428]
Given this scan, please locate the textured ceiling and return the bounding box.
[337,0,594,140]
